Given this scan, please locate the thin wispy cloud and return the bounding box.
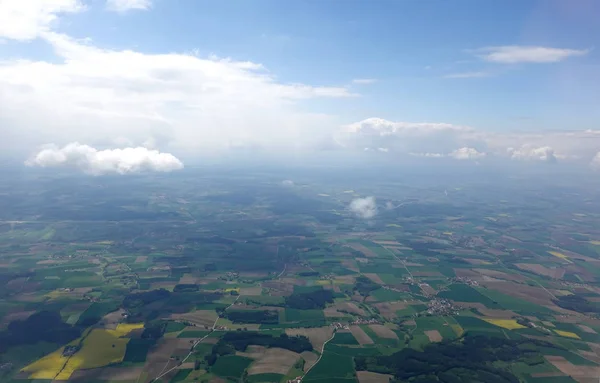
[106,0,151,13]
[475,46,588,64]
[352,78,377,84]
[444,71,490,79]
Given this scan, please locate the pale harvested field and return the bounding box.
[239,286,262,295]
[348,243,378,258]
[170,310,218,328]
[1,310,35,325]
[412,271,443,277]
[100,308,126,328]
[373,240,402,246]
[247,348,300,375]
[463,258,493,265]
[135,255,148,263]
[373,301,408,320]
[341,259,359,272]
[349,325,374,345]
[454,269,481,279]
[478,308,518,319]
[236,345,268,359]
[474,268,526,283]
[368,324,398,340]
[356,257,370,263]
[515,263,565,279]
[324,302,366,318]
[144,339,189,380]
[405,262,425,266]
[483,281,554,306]
[357,371,393,383]
[364,273,385,285]
[178,273,197,284]
[286,327,333,351]
[301,351,318,372]
[36,259,62,265]
[420,284,436,295]
[425,330,442,342]
[545,355,600,380]
[578,324,597,334]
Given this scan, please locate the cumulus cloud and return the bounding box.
[349,197,377,219]
[507,145,557,162]
[352,78,377,84]
[106,0,151,12]
[335,118,477,154]
[337,118,600,164]
[0,0,84,41]
[449,147,486,160]
[281,180,294,186]
[590,153,600,169]
[475,46,588,64]
[26,143,184,175]
[0,31,356,154]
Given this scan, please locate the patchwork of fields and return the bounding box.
[1,171,600,383]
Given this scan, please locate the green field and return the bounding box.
[211,355,253,379]
[303,351,356,382]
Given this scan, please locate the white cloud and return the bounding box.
[281,180,294,186]
[590,153,600,169]
[0,32,355,155]
[409,152,444,158]
[444,71,490,79]
[106,0,151,12]
[26,142,183,174]
[352,78,377,84]
[349,197,377,219]
[335,118,477,154]
[507,145,557,162]
[0,0,83,41]
[476,46,588,64]
[449,147,486,160]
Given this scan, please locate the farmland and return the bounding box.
[1,167,600,383]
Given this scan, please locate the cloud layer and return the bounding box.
[0,31,355,154]
[349,197,377,219]
[337,118,600,165]
[476,46,588,64]
[26,143,184,175]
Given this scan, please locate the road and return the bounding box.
[151,295,241,382]
[300,330,336,380]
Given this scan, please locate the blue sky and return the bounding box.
[1,0,600,173]
[53,0,599,130]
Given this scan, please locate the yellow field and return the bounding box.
[589,240,600,245]
[554,330,581,339]
[548,251,572,263]
[22,323,143,380]
[443,232,453,236]
[482,319,526,330]
[21,347,71,379]
[386,224,402,228]
[224,287,240,293]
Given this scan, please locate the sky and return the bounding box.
[1,0,600,174]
